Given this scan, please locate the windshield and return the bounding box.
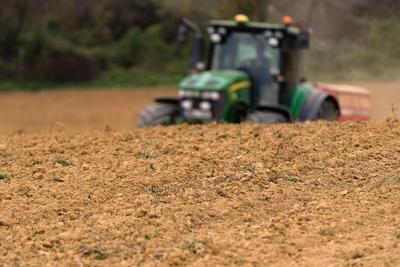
[211,32,280,105]
[211,32,279,72]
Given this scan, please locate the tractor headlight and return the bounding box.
[202,91,220,100]
[210,33,222,43]
[179,90,188,97]
[199,101,212,110]
[179,90,195,98]
[181,100,193,110]
[218,27,227,35]
[209,92,220,100]
[268,37,279,47]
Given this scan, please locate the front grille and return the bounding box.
[181,93,226,121]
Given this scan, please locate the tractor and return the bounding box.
[138,15,371,127]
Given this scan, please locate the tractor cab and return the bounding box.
[209,20,281,108]
[175,15,310,123]
[205,15,309,110]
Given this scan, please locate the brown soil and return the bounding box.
[0,87,176,133]
[0,81,399,133]
[354,81,400,120]
[1,121,400,266]
[1,82,400,266]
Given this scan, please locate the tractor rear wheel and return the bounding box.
[138,103,179,128]
[317,100,338,121]
[246,111,288,124]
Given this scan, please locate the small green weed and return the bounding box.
[319,228,334,236]
[185,239,204,254]
[148,185,164,196]
[242,166,255,174]
[122,132,134,141]
[136,151,155,159]
[55,159,72,167]
[285,175,301,183]
[143,232,161,241]
[0,173,10,180]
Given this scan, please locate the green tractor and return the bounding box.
[138,15,343,127]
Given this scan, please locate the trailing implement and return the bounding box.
[138,15,371,127]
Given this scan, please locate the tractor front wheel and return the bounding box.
[317,100,338,121]
[138,103,179,128]
[246,111,288,125]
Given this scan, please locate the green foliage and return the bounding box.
[114,28,143,67]
[0,0,399,89]
[19,15,101,82]
[365,17,400,58]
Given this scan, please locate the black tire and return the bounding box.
[317,100,338,121]
[246,111,288,124]
[233,104,249,123]
[138,103,179,128]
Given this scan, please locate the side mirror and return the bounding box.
[177,20,189,43]
[178,18,205,71]
[190,34,205,70]
[299,30,310,49]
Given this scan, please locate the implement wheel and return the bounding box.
[317,100,338,121]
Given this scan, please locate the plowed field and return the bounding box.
[1,82,400,266]
[1,121,400,266]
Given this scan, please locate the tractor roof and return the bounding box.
[210,20,301,35]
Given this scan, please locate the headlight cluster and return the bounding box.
[202,91,220,100]
[179,90,220,100]
[181,100,193,110]
[179,90,193,98]
[181,100,212,111]
[208,26,227,44]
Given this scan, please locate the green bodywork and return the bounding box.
[289,83,316,119]
[180,70,248,92]
[179,70,316,122]
[180,70,251,122]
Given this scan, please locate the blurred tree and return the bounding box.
[218,0,269,21]
[0,0,398,83]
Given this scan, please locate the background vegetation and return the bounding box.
[0,0,399,90]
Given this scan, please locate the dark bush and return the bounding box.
[114,27,144,67]
[27,50,100,82]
